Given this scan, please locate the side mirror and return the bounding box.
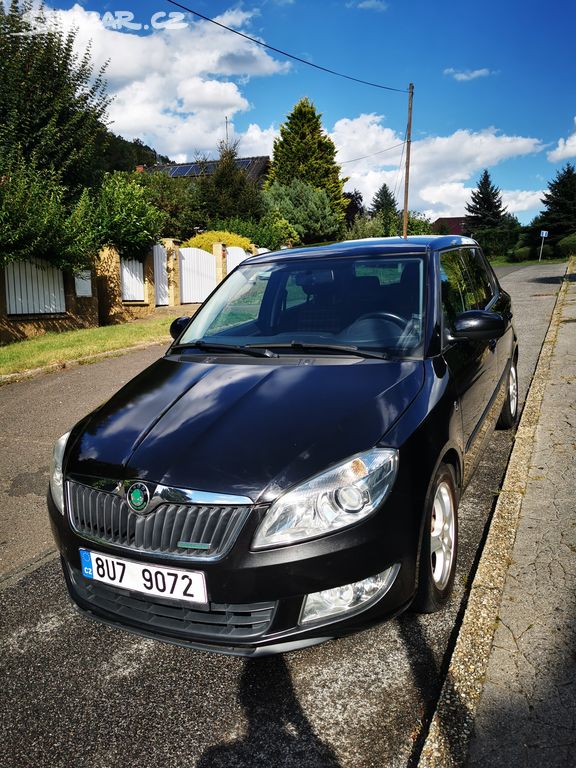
[450,310,506,341]
[169,316,191,341]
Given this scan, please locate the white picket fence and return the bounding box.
[4,258,66,315]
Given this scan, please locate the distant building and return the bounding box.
[432,217,468,236]
[150,156,271,186]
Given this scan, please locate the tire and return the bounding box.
[497,357,519,430]
[413,463,458,613]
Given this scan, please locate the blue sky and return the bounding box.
[15,0,576,222]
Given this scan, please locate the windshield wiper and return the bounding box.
[171,340,278,358]
[248,341,388,360]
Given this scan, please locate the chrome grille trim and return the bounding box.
[67,480,251,561]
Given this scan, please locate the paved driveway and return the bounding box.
[0,262,566,768]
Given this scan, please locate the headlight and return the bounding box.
[50,431,70,514]
[252,448,399,549]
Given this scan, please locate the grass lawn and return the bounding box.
[0,313,185,376]
[490,256,568,267]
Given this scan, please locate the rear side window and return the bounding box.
[462,248,495,309]
[439,250,476,326]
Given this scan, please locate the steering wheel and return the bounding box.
[355,312,407,329]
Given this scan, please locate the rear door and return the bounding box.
[439,248,499,454]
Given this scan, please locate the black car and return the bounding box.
[48,236,518,656]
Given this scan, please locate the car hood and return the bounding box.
[67,355,424,501]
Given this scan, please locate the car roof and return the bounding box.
[246,235,478,264]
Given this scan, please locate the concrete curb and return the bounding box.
[417,261,572,767]
[0,340,167,386]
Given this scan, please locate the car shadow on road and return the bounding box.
[397,613,473,767]
[197,656,342,768]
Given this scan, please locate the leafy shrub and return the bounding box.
[182,230,252,252]
[557,233,576,258]
[508,246,533,263]
[95,173,166,259]
[212,214,300,251]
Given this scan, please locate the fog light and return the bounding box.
[300,564,400,625]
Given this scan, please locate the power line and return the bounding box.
[392,130,407,202]
[166,0,408,94]
[339,141,406,165]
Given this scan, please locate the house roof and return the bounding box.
[150,156,270,183]
[431,217,467,235]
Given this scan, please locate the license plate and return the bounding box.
[79,549,208,605]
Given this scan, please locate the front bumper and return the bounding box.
[48,484,418,656]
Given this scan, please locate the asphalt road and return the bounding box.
[0,262,566,768]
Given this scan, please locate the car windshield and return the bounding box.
[177,254,426,358]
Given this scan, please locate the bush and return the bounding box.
[263,180,341,244]
[95,173,166,258]
[508,246,533,263]
[212,214,300,251]
[557,233,576,259]
[182,230,252,252]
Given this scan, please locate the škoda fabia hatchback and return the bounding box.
[49,236,518,655]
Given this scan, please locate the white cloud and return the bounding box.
[347,1,389,10]
[237,123,278,156]
[444,67,494,82]
[44,3,289,157]
[328,116,543,220]
[547,117,576,162]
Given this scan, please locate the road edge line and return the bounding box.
[416,261,572,767]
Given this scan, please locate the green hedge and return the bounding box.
[557,233,576,259]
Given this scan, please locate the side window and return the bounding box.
[461,248,495,309]
[439,250,477,328]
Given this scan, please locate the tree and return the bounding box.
[0,1,110,194]
[199,141,265,223]
[264,179,341,244]
[370,182,398,217]
[465,170,507,231]
[343,189,364,226]
[266,98,348,223]
[0,160,98,270]
[94,173,166,258]
[540,163,576,241]
[134,172,207,240]
[93,130,171,176]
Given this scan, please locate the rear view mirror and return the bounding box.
[170,316,191,340]
[450,310,506,341]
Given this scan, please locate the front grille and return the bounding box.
[67,481,250,559]
[68,565,276,641]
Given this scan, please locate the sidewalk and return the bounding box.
[418,263,576,767]
[467,270,576,766]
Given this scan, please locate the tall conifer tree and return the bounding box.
[266,98,348,222]
[465,170,506,230]
[540,163,576,240]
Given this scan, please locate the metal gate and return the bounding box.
[4,258,65,314]
[120,259,145,301]
[179,248,216,303]
[153,244,169,306]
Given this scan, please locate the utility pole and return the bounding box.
[402,83,414,239]
[225,116,229,144]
